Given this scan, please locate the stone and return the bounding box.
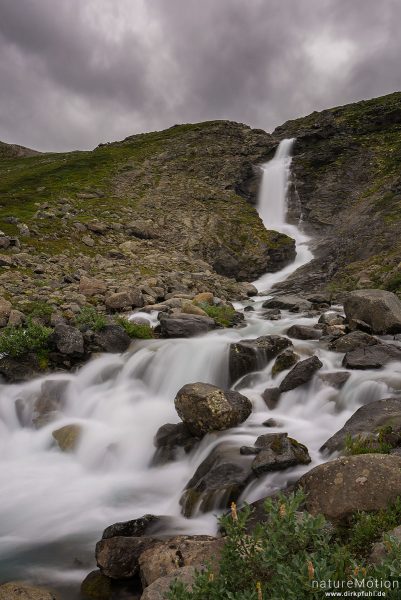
[79,276,107,297]
[286,324,322,340]
[7,309,25,326]
[105,289,143,310]
[0,353,41,383]
[80,570,112,600]
[252,433,311,476]
[193,292,214,305]
[318,312,346,326]
[318,371,351,389]
[261,387,281,409]
[329,330,380,353]
[262,295,312,312]
[181,301,208,317]
[92,325,131,353]
[82,235,95,247]
[343,343,401,369]
[174,382,252,436]
[87,222,108,234]
[32,379,70,427]
[369,525,401,565]
[96,536,157,579]
[52,424,82,451]
[343,289,401,334]
[139,535,223,587]
[262,308,281,320]
[271,349,299,376]
[140,566,196,600]
[0,582,58,600]
[279,356,323,392]
[229,335,292,383]
[0,296,12,326]
[102,514,162,540]
[321,398,401,453]
[159,314,215,338]
[152,423,200,465]
[299,454,401,521]
[49,324,84,355]
[0,236,10,249]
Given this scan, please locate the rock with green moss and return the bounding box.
[52,423,82,452]
[80,570,112,600]
[271,349,300,377]
[252,433,311,476]
[229,335,292,384]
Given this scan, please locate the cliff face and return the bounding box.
[0,122,295,311]
[273,92,401,296]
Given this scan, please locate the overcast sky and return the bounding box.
[1,0,400,152]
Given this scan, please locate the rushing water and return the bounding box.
[1,141,401,597]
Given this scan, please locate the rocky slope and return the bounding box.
[0,122,295,326]
[272,91,401,296]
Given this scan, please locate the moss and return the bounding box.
[197,303,237,327]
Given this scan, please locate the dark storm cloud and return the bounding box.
[0,0,400,151]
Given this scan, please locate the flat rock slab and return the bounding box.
[262,295,312,312]
[343,343,401,369]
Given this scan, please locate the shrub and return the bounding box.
[23,301,53,323]
[198,303,237,327]
[75,306,107,331]
[0,319,53,358]
[115,317,154,339]
[168,491,401,600]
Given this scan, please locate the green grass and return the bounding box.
[0,320,53,357]
[115,317,154,339]
[197,303,237,327]
[344,433,393,456]
[75,307,108,332]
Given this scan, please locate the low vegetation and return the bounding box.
[115,317,154,339]
[75,306,108,332]
[0,319,52,358]
[197,303,237,327]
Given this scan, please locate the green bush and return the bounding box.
[344,432,393,455]
[75,306,107,332]
[387,274,401,292]
[116,317,154,339]
[168,491,401,600]
[198,303,237,327]
[0,319,53,358]
[23,301,53,323]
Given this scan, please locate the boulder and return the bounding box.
[262,295,312,312]
[180,443,253,517]
[152,423,200,465]
[7,309,25,327]
[343,290,401,334]
[159,314,215,338]
[140,566,196,600]
[279,356,323,392]
[342,343,401,369]
[174,382,252,436]
[369,525,401,565]
[0,353,41,383]
[52,424,82,451]
[79,276,107,297]
[92,325,131,353]
[105,289,144,310]
[298,454,401,521]
[329,331,380,353]
[0,582,58,600]
[252,433,311,476]
[262,308,281,320]
[0,296,12,327]
[318,371,351,389]
[261,387,281,409]
[102,514,162,540]
[286,324,322,340]
[193,292,214,305]
[229,335,292,383]
[49,324,84,355]
[271,349,299,376]
[80,570,112,600]
[181,301,208,317]
[96,536,157,579]
[321,398,401,453]
[139,536,223,587]
[318,312,346,326]
[32,379,70,427]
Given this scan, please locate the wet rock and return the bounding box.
[271,349,299,376]
[263,418,282,427]
[102,514,163,540]
[96,536,158,579]
[348,319,373,334]
[80,570,112,600]
[329,330,380,353]
[49,324,84,355]
[343,343,401,369]
[344,289,401,334]
[180,443,253,517]
[307,293,332,305]
[279,356,323,392]
[261,387,281,409]
[79,276,107,297]
[252,433,311,476]
[321,398,401,453]
[229,335,292,383]
[318,371,351,389]
[0,582,58,600]
[32,379,70,427]
[175,382,252,436]
[159,314,215,338]
[52,424,82,452]
[139,536,223,587]
[261,308,281,320]
[244,305,255,312]
[318,312,346,326]
[262,295,312,312]
[140,566,196,600]
[91,325,131,353]
[286,324,322,340]
[298,454,401,521]
[0,296,12,327]
[369,525,401,565]
[152,423,200,465]
[240,446,260,455]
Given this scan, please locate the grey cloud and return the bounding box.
[0,0,400,151]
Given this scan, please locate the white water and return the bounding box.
[1,140,401,597]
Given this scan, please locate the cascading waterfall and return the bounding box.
[1,139,401,598]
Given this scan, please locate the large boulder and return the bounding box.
[321,398,401,454]
[262,295,312,312]
[286,324,322,340]
[279,356,323,392]
[96,536,157,579]
[328,331,380,353]
[342,343,401,369]
[79,276,108,297]
[343,289,401,334]
[159,314,215,338]
[0,582,58,600]
[252,433,311,476]
[49,324,84,355]
[105,289,143,310]
[298,454,401,521]
[174,382,252,436]
[140,566,196,600]
[229,335,292,383]
[139,535,223,587]
[91,325,131,353]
